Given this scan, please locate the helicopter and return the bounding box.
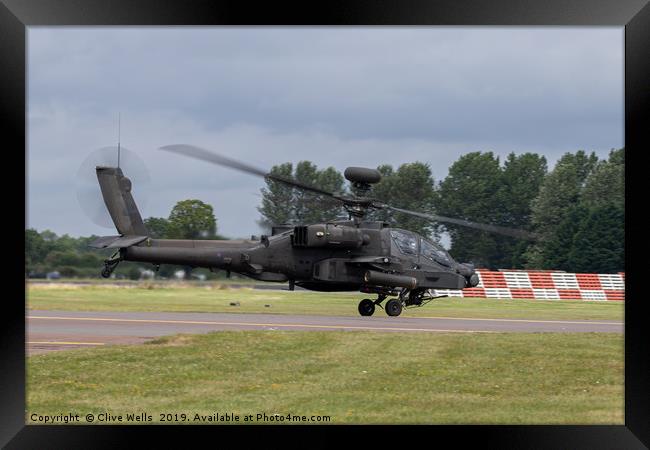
[89,144,536,317]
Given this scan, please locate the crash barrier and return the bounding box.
[430,270,625,301]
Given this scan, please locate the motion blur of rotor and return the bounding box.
[75,146,151,228]
[160,144,537,240]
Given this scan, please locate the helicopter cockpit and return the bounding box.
[390,229,455,267]
[390,229,419,256]
[420,237,454,267]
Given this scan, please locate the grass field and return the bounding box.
[26,282,624,424]
[27,331,623,424]
[27,283,624,321]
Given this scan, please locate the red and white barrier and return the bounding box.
[431,269,625,301]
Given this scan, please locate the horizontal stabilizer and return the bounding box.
[89,235,148,249]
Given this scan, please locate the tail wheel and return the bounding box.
[385,299,403,317]
[358,299,375,316]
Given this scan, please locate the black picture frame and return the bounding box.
[4,0,648,447]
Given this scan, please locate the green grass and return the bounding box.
[27,283,624,321]
[27,331,623,424]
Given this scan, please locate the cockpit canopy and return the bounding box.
[390,229,454,267]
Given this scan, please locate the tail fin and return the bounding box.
[96,166,148,236]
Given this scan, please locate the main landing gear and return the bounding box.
[357,294,393,317]
[357,288,448,317]
[358,299,375,316]
[384,298,403,317]
[100,250,122,278]
[357,296,403,317]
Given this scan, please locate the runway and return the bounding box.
[26,309,623,353]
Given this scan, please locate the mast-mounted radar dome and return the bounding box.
[344,167,381,185]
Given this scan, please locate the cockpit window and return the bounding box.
[390,230,419,255]
[420,238,452,266]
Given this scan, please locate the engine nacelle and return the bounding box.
[292,224,369,248]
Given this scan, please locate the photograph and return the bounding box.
[24,25,626,428]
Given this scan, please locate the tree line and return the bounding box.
[26,199,224,279]
[257,148,624,273]
[25,148,624,277]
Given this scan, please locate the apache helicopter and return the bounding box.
[89,145,535,317]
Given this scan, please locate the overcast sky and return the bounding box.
[27,27,623,239]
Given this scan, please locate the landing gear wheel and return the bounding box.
[358,299,375,316]
[385,299,403,317]
[101,267,112,278]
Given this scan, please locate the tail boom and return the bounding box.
[123,244,256,274]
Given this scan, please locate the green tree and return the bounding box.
[365,164,396,224]
[435,152,503,267]
[493,153,548,268]
[539,204,589,271]
[51,234,79,253]
[25,228,46,271]
[581,148,624,210]
[524,150,598,269]
[567,205,624,273]
[44,250,83,267]
[257,161,346,229]
[25,229,147,278]
[301,166,346,224]
[40,230,58,242]
[75,235,101,252]
[144,217,171,239]
[370,162,438,238]
[293,161,320,223]
[559,149,624,273]
[257,163,295,229]
[167,199,217,239]
[498,153,548,228]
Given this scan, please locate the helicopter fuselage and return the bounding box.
[121,220,477,293]
[88,155,518,317]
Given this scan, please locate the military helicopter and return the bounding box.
[89,144,536,317]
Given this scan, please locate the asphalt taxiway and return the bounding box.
[26,309,623,353]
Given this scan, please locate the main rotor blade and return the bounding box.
[160,144,337,197]
[386,206,538,240]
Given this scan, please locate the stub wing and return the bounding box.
[89,235,148,249]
